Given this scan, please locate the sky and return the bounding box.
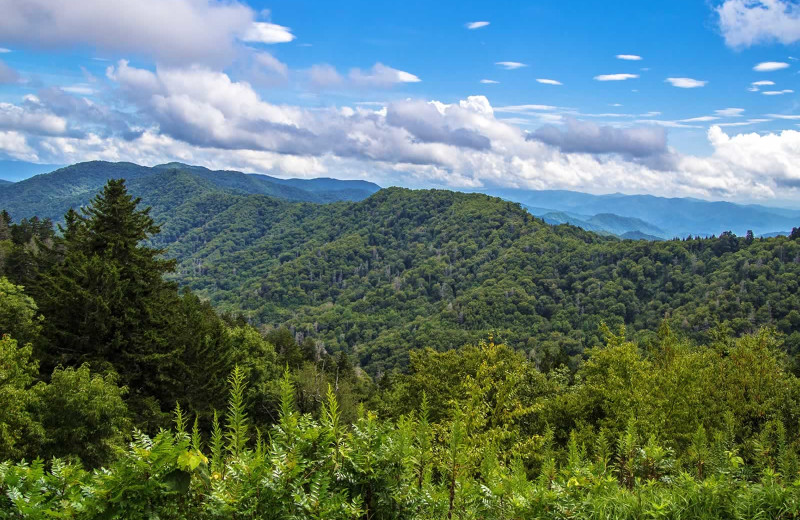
[2,0,800,204]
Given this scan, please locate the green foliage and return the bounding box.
[0,335,42,461]
[3,355,800,519]
[0,277,42,347]
[33,364,130,467]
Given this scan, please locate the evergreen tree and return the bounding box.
[36,179,181,413]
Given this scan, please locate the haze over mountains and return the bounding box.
[1,161,798,240]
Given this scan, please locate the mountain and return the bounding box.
[483,188,800,238]
[69,178,793,375]
[529,207,666,238]
[0,179,12,187]
[4,162,800,375]
[0,161,381,221]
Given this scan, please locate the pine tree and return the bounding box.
[36,179,181,413]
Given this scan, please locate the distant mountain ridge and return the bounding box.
[483,188,800,239]
[0,161,382,221]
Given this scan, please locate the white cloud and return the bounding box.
[665,77,707,88]
[594,73,638,81]
[536,78,562,85]
[0,0,292,66]
[12,60,800,202]
[616,54,642,60]
[0,131,36,161]
[496,61,527,70]
[717,0,800,48]
[763,89,794,95]
[0,48,9,53]
[465,21,490,29]
[754,61,790,71]
[480,79,499,84]
[240,22,295,44]
[715,108,745,117]
[0,102,68,135]
[752,80,776,86]
[349,63,421,86]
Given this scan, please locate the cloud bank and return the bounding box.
[0,60,798,202]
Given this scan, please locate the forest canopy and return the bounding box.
[1,178,800,518]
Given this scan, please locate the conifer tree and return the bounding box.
[37,179,181,410]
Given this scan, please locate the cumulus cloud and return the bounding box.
[0,131,36,161]
[528,118,668,157]
[240,22,295,44]
[0,0,293,66]
[385,100,491,150]
[496,61,527,70]
[717,0,800,48]
[763,89,794,95]
[754,61,790,71]
[480,79,499,84]
[594,73,638,81]
[466,21,490,29]
[536,78,562,85]
[8,60,800,202]
[0,60,19,84]
[0,102,68,135]
[681,125,800,191]
[616,54,642,60]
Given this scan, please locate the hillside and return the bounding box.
[79,174,796,375]
[486,187,800,238]
[0,161,381,222]
[4,168,800,375]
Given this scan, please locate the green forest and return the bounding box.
[2,178,800,518]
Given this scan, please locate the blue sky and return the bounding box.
[2,0,800,204]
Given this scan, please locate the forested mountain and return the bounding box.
[485,187,800,238]
[123,178,800,375]
[0,161,381,222]
[0,179,11,187]
[3,177,800,517]
[5,167,800,377]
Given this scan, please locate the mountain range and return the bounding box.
[482,188,800,239]
[1,161,799,240]
[2,160,800,375]
[0,161,381,222]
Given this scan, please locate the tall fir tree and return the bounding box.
[36,179,182,415]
